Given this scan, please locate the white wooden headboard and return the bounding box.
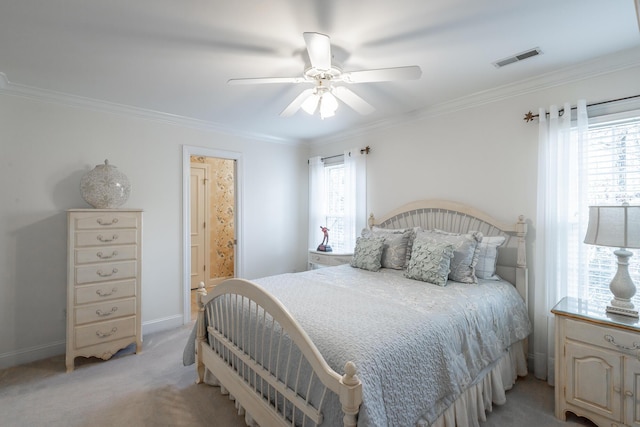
[369,199,528,307]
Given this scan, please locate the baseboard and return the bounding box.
[0,340,66,370]
[0,315,186,370]
[141,314,185,335]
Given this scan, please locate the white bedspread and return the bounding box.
[185,265,531,426]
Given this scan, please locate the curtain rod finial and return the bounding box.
[523,111,536,123]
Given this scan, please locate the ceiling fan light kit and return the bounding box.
[227,32,422,119]
[300,85,339,120]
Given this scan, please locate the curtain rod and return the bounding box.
[523,94,640,123]
[320,146,371,162]
[321,153,344,161]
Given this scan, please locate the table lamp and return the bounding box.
[584,204,640,317]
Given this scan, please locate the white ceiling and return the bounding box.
[1,0,639,142]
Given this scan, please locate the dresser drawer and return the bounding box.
[75,260,137,284]
[74,297,136,325]
[75,229,138,247]
[566,318,640,354]
[73,212,140,230]
[75,279,137,304]
[308,251,353,267]
[75,245,137,264]
[74,317,136,349]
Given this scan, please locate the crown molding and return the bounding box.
[0,72,299,146]
[3,44,640,148]
[422,45,640,117]
[316,46,640,145]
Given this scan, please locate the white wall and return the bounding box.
[310,61,640,354]
[0,93,309,368]
[3,50,639,370]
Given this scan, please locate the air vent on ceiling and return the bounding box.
[493,47,543,68]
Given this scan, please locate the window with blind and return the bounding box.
[573,115,640,306]
[323,161,347,253]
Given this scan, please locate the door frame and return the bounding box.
[182,145,243,324]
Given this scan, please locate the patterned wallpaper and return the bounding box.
[209,158,235,279]
[191,156,235,280]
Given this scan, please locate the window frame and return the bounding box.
[570,110,640,306]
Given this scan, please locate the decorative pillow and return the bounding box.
[362,228,412,269]
[403,240,454,286]
[371,226,421,266]
[350,236,385,272]
[415,229,482,284]
[474,235,506,280]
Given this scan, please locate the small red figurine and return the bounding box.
[317,226,332,252]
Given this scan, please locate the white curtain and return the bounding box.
[308,156,325,250]
[533,100,588,384]
[343,148,367,252]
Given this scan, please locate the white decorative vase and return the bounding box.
[80,160,131,209]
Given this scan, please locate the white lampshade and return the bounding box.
[584,204,640,317]
[319,92,338,119]
[301,94,320,115]
[584,205,640,249]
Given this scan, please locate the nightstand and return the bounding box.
[552,296,640,427]
[308,250,353,269]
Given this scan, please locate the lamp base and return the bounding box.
[606,249,638,318]
[606,304,639,318]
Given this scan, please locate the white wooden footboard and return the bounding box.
[195,279,362,427]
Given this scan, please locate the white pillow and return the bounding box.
[475,235,506,280]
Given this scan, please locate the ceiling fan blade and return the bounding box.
[228,76,306,85]
[303,32,332,71]
[280,88,316,117]
[341,66,422,83]
[332,86,375,115]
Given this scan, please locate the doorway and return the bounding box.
[182,146,242,323]
[190,157,237,287]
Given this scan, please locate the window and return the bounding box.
[569,115,640,306]
[323,162,347,252]
[309,151,366,254]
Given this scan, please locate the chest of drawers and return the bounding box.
[66,209,143,372]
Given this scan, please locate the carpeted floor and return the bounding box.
[0,324,596,426]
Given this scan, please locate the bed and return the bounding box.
[183,199,531,427]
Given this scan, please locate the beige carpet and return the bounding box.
[1,324,596,426]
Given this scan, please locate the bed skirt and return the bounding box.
[426,340,528,427]
[205,340,528,427]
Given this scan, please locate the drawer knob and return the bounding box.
[96,218,119,226]
[97,234,118,242]
[96,327,118,338]
[96,287,118,297]
[96,251,118,260]
[96,307,118,317]
[604,334,640,351]
[614,386,622,393]
[96,268,118,277]
[625,390,634,397]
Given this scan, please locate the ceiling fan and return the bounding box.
[227,32,422,119]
